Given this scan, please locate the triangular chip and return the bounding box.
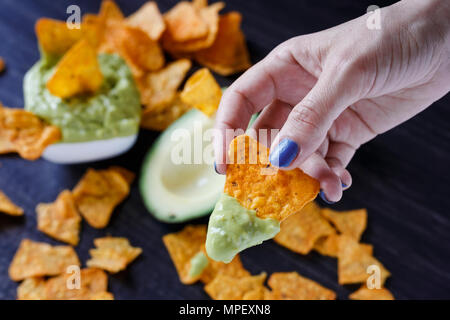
[349,285,395,300]
[195,12,251,75]
[268,272,336,300]
[321,207,367,241]
[224,135,320,221]
[0,190,24,216]
[274,202,335,254]
[99,0,124,22]
[204,273,267,300]
[37,190,81,245]
[180,68,222,117]
[47,39,103,99]
[314,233,373,258]
[35,18,84,56]
[200,251,250,284]
[87,237,142,273]
[9,239,80,281]
[126,2,165,41]
[17,277,47,300]
[338,235,390,285]
[72,168,131,228]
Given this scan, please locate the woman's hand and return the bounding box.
[214,0,450,203]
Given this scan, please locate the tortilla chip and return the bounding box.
[108,166,136,185]
[225,135,320,221]
[36,190,81,246]
[90,291,115,300]
[35,18,84,56]
[200,253,250,284]
[9,239,80,281]
[87,237,142,273]
[45,268,108,300]
[140,93,191,131]
[0,190,24,216]
[338,235,390,285]
[195,12,251,76]
[17,277,47,300]
[0,104,61,160]
[138,59,192,110]
[180,68,222,117]
[205,273,267,300]
[72,168,130,229]
[314,234,373,258]
[0,57,5,73]
[47,39,103,99]
[162,225,207,284]
[99,0,124,21]
[268,272,336,300]
[321,208,367,241]
[274,202,335,254]
[349,286,395,300]
[126,2,165,41]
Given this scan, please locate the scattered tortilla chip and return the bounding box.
[17,277,47,300]
[108,166,136,185]
[349,286,395,300]
[87,237,142,273]
[45,268,108,300]
[225,135,320,221]
[268,272,336,300]
[99,0,124,22]
[180,68,222,117]
[162,225,207,284]
[138,59,191,110]
[0,104,61,160]
[195,12,251,75]
[72,168,130,228]
[338,235,390,285]
[126,2,165,41]
[314,234,373,258]
[47,39,103,99]
[274,202,335,254]
[321,207,367,241]
[36,190,81,246]
[9,239,80,281]
[90,291,115,300]
[0,190,24,216]
[0,57,5,73]
[140,93,191,131]
[205,273,267,300]
[200,253,250,284]
[35,18,84,56]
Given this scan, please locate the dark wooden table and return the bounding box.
[0,0,449,300]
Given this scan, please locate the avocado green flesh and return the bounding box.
[188,252,209,278]
[206,193,280,263]
[24,53,141,143]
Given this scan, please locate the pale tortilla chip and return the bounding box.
[0,190,24,216]
[314,234,373,258]
[268,272,336,300]
[9,239,80,281]
[126,2,165,41]
[321,207,367,241]
[180,68,222,117]
[225,135,320,221]
[204,273,267,300]
[17,277,47,300]
[72,168,130,229]
[36,190,81,246]
[0,104,61,160]
[274,202,335,254]
[47,39,103,99]
[349,286,395,300]
[87,237,142,273]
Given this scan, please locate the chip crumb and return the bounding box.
[17,277,47,300]
[0,190,24,216]
[349,286,394,300]
[87,237,142,273]
[205,273,267,300]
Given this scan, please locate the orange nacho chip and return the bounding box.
[268,272,336,300]
[0,104,61,160]
[35,18,84,56]
[17,277,47,300]
[0,190,24,216]
[47,39,103,99]
[36,190,81,246]
[90,291,115,300]
[126,2,165,41]
[314,233,373,258]
[204,273,267,300]
[321,207,367,241]
[180,68,222,117]
[195,12,251,75]
[108,166,136,185]
[9,239,80,281]
[72,168,131,229]
[274,202,335,254]
[0,57,5,73]
[45,268,109,300]
[200,253,250,284]
[338,235,390,285]
[99,0,124,21]
[349,286,395,300]
[87,237,142,273]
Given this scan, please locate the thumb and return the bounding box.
[269,70,354,169]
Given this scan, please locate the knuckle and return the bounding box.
[289,104,323,134]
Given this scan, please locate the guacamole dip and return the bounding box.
[24,53,141,143]
[206,193,280,263]
[189,252,209,278]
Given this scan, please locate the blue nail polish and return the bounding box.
[214,161,219,174]
[319,191,335,204]
[342,183,348,190]
[269,139,299,168]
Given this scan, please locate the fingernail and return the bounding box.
[214,161,219,174]
[342,183,348,190]
[269,139,299,168]
[319,190,335,204]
